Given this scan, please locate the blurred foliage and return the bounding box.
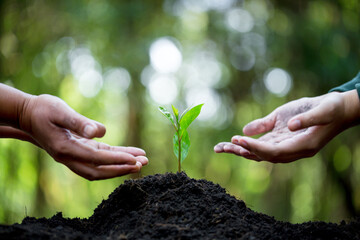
[0,0,360,224]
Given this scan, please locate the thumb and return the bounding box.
[288,104,332,131]
[55,104,106,139]
[243,113,276,136]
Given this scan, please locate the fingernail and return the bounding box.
[84,125,96,138]
[141,157,149,165]
[136,161,142,167]
[231,137,239,144]
[214,145,222,152]
[290,120,301,130]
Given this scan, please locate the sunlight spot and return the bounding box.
[104,68,131,92]
[230,47,256,71]
[182,51,222,88]
[264,68,292,97]
[185,87,220,121]
[225,8,254,33]
[333,145,352,172]
[69,47,101,79]
[150,37,182,74]
[180,0,234,13]
[148,74,178,104]
[141,65,156,87]
[78,69,103,98]
[241,33,266,56]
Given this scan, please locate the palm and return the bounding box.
[215,91,356,163]
[255,99,315,144]
[215,96,328,162]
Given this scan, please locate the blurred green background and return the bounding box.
[1,0,360,225]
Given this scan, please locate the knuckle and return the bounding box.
[65,116,80,129]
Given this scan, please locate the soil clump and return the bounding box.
[0,172,359,239]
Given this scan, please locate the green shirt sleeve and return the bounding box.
[329,72,360,99]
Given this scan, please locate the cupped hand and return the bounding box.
[19,94,148,180]
[214,90,360,163]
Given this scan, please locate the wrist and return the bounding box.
[341,89,360,126]
[0,84,34,129]
[18,94,36,133]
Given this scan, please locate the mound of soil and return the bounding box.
[1,172,359,239]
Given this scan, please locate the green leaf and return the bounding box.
[158,106,175,126]
[173,133,179,160]
[180,131,190,162]
[173,131,190,163]
[179,103,203,138]
[172,105,179,124]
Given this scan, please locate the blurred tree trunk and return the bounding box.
[33,149,47,217]
[119,1,153,149]
[127,76,144,148]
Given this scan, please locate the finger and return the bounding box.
[214,142,227,153]
[232,136,279,161]
[243,113,276,136]
[135,156,149,166]
[215,142,261,161]
[223,143,254,157]
[64,161,142,181]
[79,140,147,157]
[288,103,334,131]
[223,143,243,156]
[109,146,146,156]
[224,144,260,161]
[234,133,317,163]
[54,138,138,165]
[54,102,106,139]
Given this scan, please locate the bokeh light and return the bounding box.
[182,50,222,88]
[225,8,254,33]
[148,74,178,104]
[185,87,220,121]
[150,37,182,74]
[230,46,256,71]
[263,68,292,97]
[181,0,234,13]
[103,68,131,93]
[78,69,103,98]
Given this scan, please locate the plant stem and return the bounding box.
[178,131,181,172]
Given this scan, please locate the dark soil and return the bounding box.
[1,172,359,239]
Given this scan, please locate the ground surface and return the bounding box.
[0,172,359,239]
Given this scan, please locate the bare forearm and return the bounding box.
[0,83,33,128]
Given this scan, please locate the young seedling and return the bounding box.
[159,104,204,172]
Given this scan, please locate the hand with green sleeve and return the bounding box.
[214,72,360,163]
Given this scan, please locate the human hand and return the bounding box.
[0,126,40,147]
[19,94,148,180]
[214,90,360,163]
